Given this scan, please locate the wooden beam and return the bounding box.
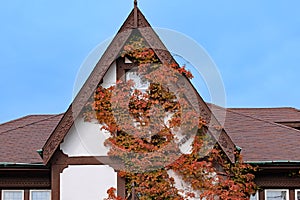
[0,178,50,188]
[50,150,125,200]
[259,190,264,200]
[50,150,68,200]
[117,172,126,198]
[134,0,138,28]
[290,189,295,200]
[24,190,29,200]
[51,165,64,200]
[68,156,123,169]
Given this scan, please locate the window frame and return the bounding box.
[264,189,289,200]
[295,189,300,200]
[29,190,51,200]
[1,190,24,200]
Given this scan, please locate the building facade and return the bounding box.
[1,3,300,200]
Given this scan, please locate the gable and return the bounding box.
[42,6,236,165]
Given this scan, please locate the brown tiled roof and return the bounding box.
[0,114,63,164]
[211,105,300,162]
[2,105,300,164]
[229,107,300,123]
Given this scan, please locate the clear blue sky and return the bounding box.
[0,0,299,123]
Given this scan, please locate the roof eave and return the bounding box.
[0,162,46,168]
[245,160,300,165]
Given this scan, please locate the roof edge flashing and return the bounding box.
[245,160,300,164]
[0,162,45,167]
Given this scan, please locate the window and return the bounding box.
[2,190,24,200]
[30,190,51,200]
[295,189,300,200]
[265,189,289,200]
[250,191,258,200]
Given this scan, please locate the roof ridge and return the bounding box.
[227,108,300,134]
[0,114,63,135]
[0,114,56,126]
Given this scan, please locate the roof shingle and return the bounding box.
[1,105,300,164]
[0,114,63,164]
[211,105,300,162]
[229,107,300,123]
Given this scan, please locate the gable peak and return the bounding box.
[118,2,151,33]
[134,0,138,28]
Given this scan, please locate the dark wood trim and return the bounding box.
[255,171,300,188]
[259,190,264,200]
[290,189,295,200]
[68,156,115,165]
[258,165,300,170]
[24,189,29,200]
[52,149,124,170]
[50,150,69,200]
[51,165,63,200]
[0,178,50,189]
[0,167,50,189]
[133,0,138,28]
[117,172,126,198]
[117,57,136,81]
[0,168,49,172]
[0,189,2,200]
[49,150,125,200]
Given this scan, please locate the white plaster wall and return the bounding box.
[60,62,117,157]
[60,118,111,157]
[167,169,200,199]
[102,61,116,88]
[60,165,117,200]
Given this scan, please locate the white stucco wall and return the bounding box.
[60,62,117,199]
[60,165,117,200]
[167,169,200,199]
[60,62,116,157]
[60,118,111,157]
[102,61,116,89]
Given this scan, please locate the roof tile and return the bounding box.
[229,107,300,123]
[0,114,63,164]
[211,105,300,162]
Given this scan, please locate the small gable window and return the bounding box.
[124,56,133,64]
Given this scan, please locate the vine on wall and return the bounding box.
[83,32,257,200]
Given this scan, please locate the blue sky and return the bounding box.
[0,0,299,123]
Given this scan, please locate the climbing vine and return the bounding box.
[83,32,257,200]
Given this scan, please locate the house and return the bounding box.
[1,2,300,200]
[212,106,300,200]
